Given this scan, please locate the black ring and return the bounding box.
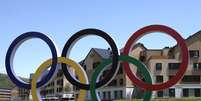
[61,29,119,90]
[5,32,58,89]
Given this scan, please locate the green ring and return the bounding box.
[90,55,152,101]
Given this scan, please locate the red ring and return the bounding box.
[123,25,188,90]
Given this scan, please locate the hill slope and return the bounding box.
[0,73,15,89]
[0,73,29,89]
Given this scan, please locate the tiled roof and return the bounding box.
[173,30,201,49]
[79,60,85,65]
[93,48,111,59]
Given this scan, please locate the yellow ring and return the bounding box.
[31,57,88,101]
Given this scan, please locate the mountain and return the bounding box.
[0,73,29,89]
[0,73,15,89]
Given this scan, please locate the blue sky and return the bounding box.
[1,0,201,78]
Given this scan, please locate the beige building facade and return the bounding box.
[133,30,201,98]
[38,67,74,101]
[38,30,201,100]
[74,48,137,100]
[75,30,201,100]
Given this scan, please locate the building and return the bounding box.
[75,30,201,100]
[37,48,136,101]
[18,87,30,101]
[0,73,30,101]
[131,30,201,98]
[39,30,201,100]
[0,87,29,101]
[10,87,29,101]
[0,88,12,101]
[75,48,136,100]
[39,66,74,101]
[10,87,19,100]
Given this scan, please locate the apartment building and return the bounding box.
[0,88,11,101]
[132,30,201,98]
[38,66,74,101]
[18,87,30,100]
[75,30,201,100]
[0,87,29,101]
[39,30,201,100]
[75,48,137,101]
[0,73,30,101]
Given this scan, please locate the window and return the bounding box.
[183,89,189,97]
[189,50,199,58]
[57,79,63,86]
[114,91,118,99]
[156,76,163,83]
[168,63,180,70]
[169,89,175,97]
[57,70,63,77]
[93,62,100,69]
[107,91,111,99]
[194,88,201,97]
[57,87,62,93]
[108,79,117,86]
[103,92,106,99]
[114,90,123,99]
[119,79,124,86]
[169,75,174,80]
[57,80,60,85]
[119,90,123,99]
[50,89,54,94]
[157,91,163,97]
[139,56,146,62]
[118,65,123,74]
[193,63,201,70]
[83,65,87,70]
[139,51,146,62]
[182,75,200,83]
[156,63,162,70]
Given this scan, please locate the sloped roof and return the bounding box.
[120,43,147,53]
[173,30,201,49]
[79,60,85,65]
[185,30,201,43]
[93,48,111,59]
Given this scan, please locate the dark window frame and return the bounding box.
[189,50,199,58]
[169,88,175,97]
[168,63,180,70]
[195,88,201,97]
[182,75,200,83]
[119,78,124,86]
[193,63,201,70]
[156,63,162,70]
[108,79,117,86]
[157,91,163,97]
[156,76,163,83]
[183,88,189,97]
[93,62,101,69]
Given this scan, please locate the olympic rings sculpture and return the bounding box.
[5,25,189,101]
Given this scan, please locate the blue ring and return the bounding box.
[5,32,58,89]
